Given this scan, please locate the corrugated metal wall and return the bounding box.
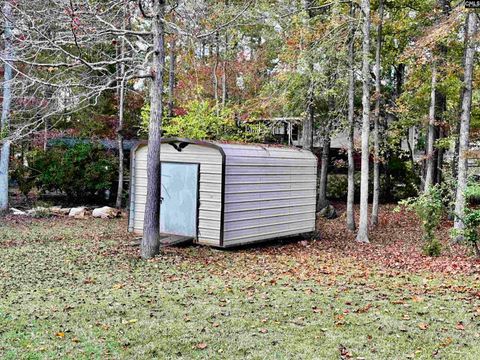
[220,144,317,247]
[130,144,223,246]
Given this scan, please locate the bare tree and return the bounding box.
[317,119,331,210]
[453,11,477,238]
[115,0,128,209]
[0,0,13,213]
[356,0,371,244]
[167,33,176,118]
[302,0,315,152]
[141,0,166,259]
[346,1,356,231]
[424,61,437,193]
[371,0,383,226]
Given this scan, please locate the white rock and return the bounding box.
[11,208,27,215]
[58,208,71,215]
[69,207,87,218]
[92,206,120,219]
[49,206,62,214]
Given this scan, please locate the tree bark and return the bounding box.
[453,12,477,238]
[141,0,166,259]
[371,0,383,226]
[0,0,14,213]
[452,8,467,182]
[436,125,445,184]
[346,2,356,231]
[356,0,371,244]
[167,33,176,118]
[115,1,127,209]
[317,123,331,210]
[221,34,228,108]
[221,0,229,108]
[302,0,315,152]
[213,31,220,114]
[424,62,437,193]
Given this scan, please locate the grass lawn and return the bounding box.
[1,211,479,359]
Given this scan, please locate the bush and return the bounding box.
[399,185,444,257]
[11,158,36,198]
[465,182,480,205]
[452,208,480,257]
[141,100,272,143]
[326,174,349,200]
[16,143,118,202]
[424,238,442,257]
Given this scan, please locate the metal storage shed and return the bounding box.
[128,138,317,248]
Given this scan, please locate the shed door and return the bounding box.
[160,162,199,237]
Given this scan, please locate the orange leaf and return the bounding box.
[418,322,429,330]
[196,342,208,350]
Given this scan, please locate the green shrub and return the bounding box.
[465,182,480,205]
[399,185,444,257]
[326,174,349,200]
[24,143,118,201]
[452,208,480,257]
[11,158,36,198]
[423,238,442,257]
[141,100,272,143]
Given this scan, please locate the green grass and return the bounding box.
[0,218,479,359]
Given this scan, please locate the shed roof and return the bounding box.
[136,138,316,158]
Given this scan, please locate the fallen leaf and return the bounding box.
[196,342,208,350]
[55,332,65,338]
[412,296,424,303]
[418,322,429,330]
[455,322,465,330]
[355,304,372,313]
[440,337,453,347]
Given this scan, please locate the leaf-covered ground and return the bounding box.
[1,206,479,359]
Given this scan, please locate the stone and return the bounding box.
[92,206,120,219]
[58,208,71,215]
[48,206,63,215]
[69,207,87,218]
[317,204,338,220]
[11,208,27,215]
[27,207,48,215]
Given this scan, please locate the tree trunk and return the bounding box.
[115,1,127,209]
[213,31,219,114]
[346,2,356,231]
[453,12,477,238]
[371,0,383,226]
[221,0,229,108]
[303,84,314,151]
[452,10,467,182]
[436,126,444,184]
[43,118,48,152]
[0,0,14,213]
[302,0,315,152]
[141,0,166,259]
[356,0,371,244]
[424,62,437,193]
[221,33,228,108]
[168,33,176,118]
[317,125,331,210]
